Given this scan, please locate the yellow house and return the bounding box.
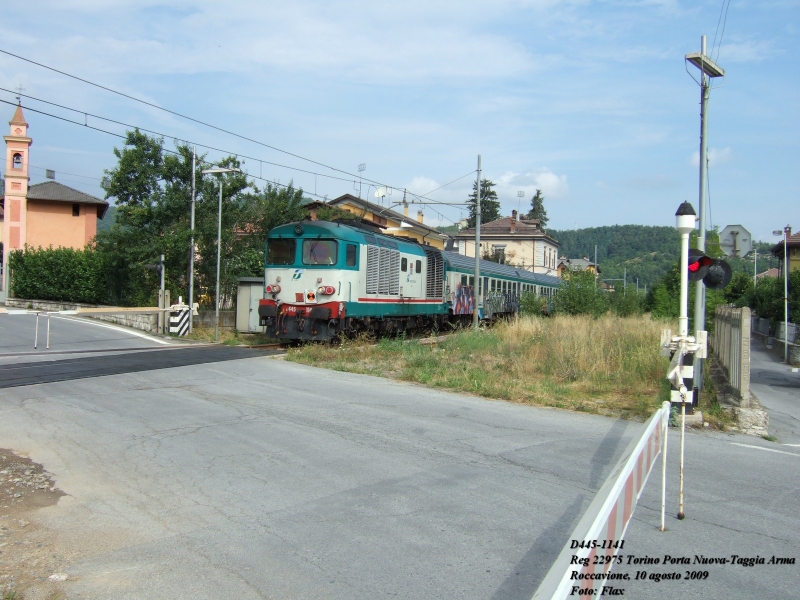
[557,257,601,279]
[772,226,800,274]
[454,210,560,275]
[327,194,448,249]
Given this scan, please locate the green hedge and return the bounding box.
[8,246,109,304]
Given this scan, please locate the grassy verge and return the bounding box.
[287,315,672,419]
[185,326,277,346]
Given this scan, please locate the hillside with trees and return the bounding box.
[550,225,779,290]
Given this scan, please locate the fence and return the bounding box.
[713,306,751,406]
[531,402,671,600]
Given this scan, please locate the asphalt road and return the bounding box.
[0,352,797,599]
[1,356,642,600]
[0,313,164,357]
[749,337,800,445]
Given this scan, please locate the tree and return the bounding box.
[526,188,548,228]
[97,129,272,306]
[466,179,500,228]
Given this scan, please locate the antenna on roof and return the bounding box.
[46,169,55,180]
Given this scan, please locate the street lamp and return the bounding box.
[773,227,790,363]
[201,166,242,342]
[685,34,725,390]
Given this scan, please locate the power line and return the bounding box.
[1,85,469,209]
[0,98,328,200]
[0,86,359,186]
[0,48,410,191]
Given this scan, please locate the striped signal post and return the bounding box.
[660,201,708,521]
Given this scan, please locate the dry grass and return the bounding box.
[287,314,672,419]
[185,326,276,346]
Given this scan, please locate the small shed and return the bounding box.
[236,278,265,333]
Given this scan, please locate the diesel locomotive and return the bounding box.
[258,220,560,342]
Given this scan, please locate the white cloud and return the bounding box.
[497,168,569,199]
[691,147,732,168]
[716,39,775,63]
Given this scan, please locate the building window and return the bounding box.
[72,204,80,216]
[12,153,22,169]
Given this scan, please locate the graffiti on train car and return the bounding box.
[452,283,475,315]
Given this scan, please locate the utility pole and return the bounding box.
[189,145,196,333]
[594,245,598,290]
[753,248,758,288]
[686,34,725,392]
[473,155,481,329]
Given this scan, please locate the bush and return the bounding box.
[8,246,109,304]
[520,291,549,316]
[552,270,609,318]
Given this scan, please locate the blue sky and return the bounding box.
[1,1,797,243]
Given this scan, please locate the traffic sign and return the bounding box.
[719,224,752,258]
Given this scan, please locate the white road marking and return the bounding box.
[53,316,171,345]
[783,444,800,447]
[730,442,799,457]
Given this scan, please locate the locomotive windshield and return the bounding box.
[266,239,296,265]
[302,240,338,265]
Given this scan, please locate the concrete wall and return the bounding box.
[193,310,236,331]
[4,298,158,333]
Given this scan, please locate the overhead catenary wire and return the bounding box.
[710,0,732,62]
[1,86,473,212]
[0,48,441,195]
[0,98,329,200]
[0,87,361,187]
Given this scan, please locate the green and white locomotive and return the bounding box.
[258,220,560,341]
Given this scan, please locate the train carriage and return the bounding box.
[258,220,560,342]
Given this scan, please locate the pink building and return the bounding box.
[1,105,108,295]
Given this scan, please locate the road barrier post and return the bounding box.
[531,401,671,600]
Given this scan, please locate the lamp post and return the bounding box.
[189,146,196,333]
[685,34,725,391]
[773,227,790,362]
[201,167,242,342]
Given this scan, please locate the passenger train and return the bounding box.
[258,220,561,342]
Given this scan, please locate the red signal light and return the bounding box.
[318,285,336,295]
[266,284,281,293]
[688,256,712,273]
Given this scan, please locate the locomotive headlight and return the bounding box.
[318,285,336,295]
[266,284,281,293]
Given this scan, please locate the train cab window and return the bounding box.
[346,244,357,267]
[468,276,474,287]
[415,260,422,273]
[266,239,296,265]
[302,240,338,265]
[401,257,407,271]
[461,275,468,286]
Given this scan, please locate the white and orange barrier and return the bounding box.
[532,401,671,600]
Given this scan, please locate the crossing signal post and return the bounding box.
[661,202,709,522]
[145,254,167,334]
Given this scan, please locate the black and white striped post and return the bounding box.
[169,297,190,337]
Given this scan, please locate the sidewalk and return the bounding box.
[749,335,800,445]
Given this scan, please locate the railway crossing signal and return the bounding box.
[688,249,732,289]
